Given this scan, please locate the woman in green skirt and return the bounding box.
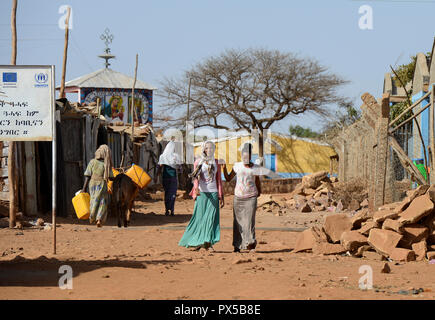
[178,141,224,251]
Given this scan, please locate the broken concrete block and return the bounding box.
[351,209,373,229]
[322,213,353,243]
[340,230,368,252]
[313,243,347,255]
[389,248,416,262]
[358,221,379,236]
[373,210,399,224]
[398,194,434,226]
[368,228,403,256]
[293,227,328,253]
[411,241,427,261]
[382,219,402,233]
[399,224,429,249]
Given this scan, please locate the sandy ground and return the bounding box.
[1,192,435,300]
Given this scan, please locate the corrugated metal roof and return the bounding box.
[61,68,157,90]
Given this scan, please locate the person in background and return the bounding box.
[179,140,224,251]
[222,143,261,253]
[81,144,115,227]
[155,139,182,216]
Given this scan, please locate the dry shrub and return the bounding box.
[331,178,368,208]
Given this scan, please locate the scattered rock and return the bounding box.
[412,241,427,261]
[398,194,434,226]
[358,221,380,236]
[390,248,416,262]
[382,219,402,233]
[340,231,368,252]
[381,263,391,273]
[367,228,403,257]
[300,203,312,213]
[348,199,361,211]
[293,227,328,253]
[313,243,347,255]
[373,210,399,224]
[233,258,252,265]
[351,209,373,229]
[354,245,372,257]
[399,224,429,249]
[426,251,435,260]
[360,199,369,208]
[322,213,353,243]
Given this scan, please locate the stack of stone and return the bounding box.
[292,185,435,262]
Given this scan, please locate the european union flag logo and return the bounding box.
[3,72,17,83]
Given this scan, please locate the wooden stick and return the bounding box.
[59,6,71,99]
[8,0,17,229]
[389,102,431,134]
[131,54,138,140]
[389,90,431,127]
[389,135,427,186]
[390,65,429,181]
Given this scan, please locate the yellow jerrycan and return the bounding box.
[72,191,90,220]
[107,168,120,194]
[126,164,151,189]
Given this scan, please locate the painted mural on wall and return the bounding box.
[80,88,153,124]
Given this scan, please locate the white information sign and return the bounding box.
[0,65,54,141]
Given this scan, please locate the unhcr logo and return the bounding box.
[34,72,49,88]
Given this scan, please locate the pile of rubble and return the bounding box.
[257,171,368,215]
[293,185,435,262]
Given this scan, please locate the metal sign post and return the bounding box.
[0,65,56,254]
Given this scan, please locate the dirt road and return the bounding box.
[1,193,435,300]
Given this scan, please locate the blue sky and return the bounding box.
[1,0,434,134]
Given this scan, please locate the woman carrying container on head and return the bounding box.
[222,143,262,253]
[155,139,182,216]
[81,144,114,227]
[178,140,224,251]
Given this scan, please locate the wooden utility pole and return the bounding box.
[185,77,191,163]
[131,54,138,139]
[9,0,17,229]
[59,6,71,98]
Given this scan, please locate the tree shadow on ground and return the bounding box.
[0,255,184,287]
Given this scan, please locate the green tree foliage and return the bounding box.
[390,52,431,127]
[289,125,319,139]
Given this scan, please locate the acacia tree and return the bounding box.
[159,48,348,158]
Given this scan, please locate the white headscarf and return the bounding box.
[189,140,216,179]
[158,141,182,169]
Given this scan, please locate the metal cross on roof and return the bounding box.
[100,28,114,53]
[98,28,116,69]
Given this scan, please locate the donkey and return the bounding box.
[112,173,139,228]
